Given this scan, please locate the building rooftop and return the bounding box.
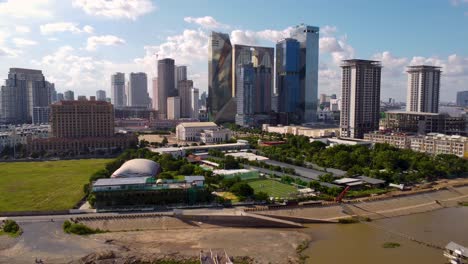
[111,159,160,178]
[199,160,220,167]
[319,182,343,189]
[9,68,42,74]
[225,152,269,161]
[417,133,467,141]
[407,65,442,71]
[94,177,149,187]
[178,122,217,128]
[357,176,386,185]
[150,141,249,153]
[385,111,440,116]
[92,177,201,192]
[52,100,111,106]
[213,169,255,175]
[334,178,363,185]
[341,59,382,67]
[184,176,205,182]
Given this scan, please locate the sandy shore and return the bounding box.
[0,224,310,264]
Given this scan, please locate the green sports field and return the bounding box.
[248,179,298,199]
[0,159,112,212]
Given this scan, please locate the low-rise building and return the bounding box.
[200,128,232,143]
[115,118,149,129]
[27,133,137,156]
[356,176,386,188]
[91,176,211,209]
[410,133,467,158]
[363,132,412,149]
[212,169,259,180]
[364,131,467,158]
[149,118,199,130]
[0,124,50,151]
[382,111,467,136]
[326,138,372,147]
[333,177,364,188]
[176,122,232,143]
[262,124,339,138]
[150,141,249,158]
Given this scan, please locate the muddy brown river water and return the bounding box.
[303,207,468,264]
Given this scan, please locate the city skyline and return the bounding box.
[0,0,467,102]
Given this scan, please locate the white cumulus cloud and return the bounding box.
[321,25,338,36]
[32,45,149,96]
[72,0,155,20]
[12,38,38,47]
[0,47,20,57]
[15,25,31,34]
[320,37,343,53]
[184,16,227,29]
[372,51,408,76]
[230,27,294,45]
[40,22,94,35]
[0,0,53,19]
[82,25,95,34]
[230,30,259,45]
[86,35,126,51]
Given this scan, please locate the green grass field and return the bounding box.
[0,159,112,212]
[248,179,298,199]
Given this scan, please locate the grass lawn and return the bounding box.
[248,179,298,199]
[0,159,112,212]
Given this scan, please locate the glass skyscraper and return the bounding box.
[290,24,320,123]
[111,72,126,108]
[235,63,255,126]
[157,58,176,119]
[208,31,234,122]
[276,38,301,122]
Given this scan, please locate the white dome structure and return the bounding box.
[111,159,160,178]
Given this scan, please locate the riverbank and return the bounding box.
[250,185,468,222]
[1,184,468,263]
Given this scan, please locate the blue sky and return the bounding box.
[0,0,467,102]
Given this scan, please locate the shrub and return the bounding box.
[382,242,401,248]
[2,219,20,234]
[63,220,105,235]
[338,217,359,224]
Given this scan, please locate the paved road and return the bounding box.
[208,154,326,181]
[304,161,347,177]
[249,149,346,178]
[241,164,313,183]
[261,159,323,180]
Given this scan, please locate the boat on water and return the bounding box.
[444,242,467,264]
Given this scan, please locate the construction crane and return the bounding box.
[335,186,351,202]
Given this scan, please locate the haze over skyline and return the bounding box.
[0,0,467,102]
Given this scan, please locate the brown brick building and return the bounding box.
[28,99,136,155]
[51,100,114,138]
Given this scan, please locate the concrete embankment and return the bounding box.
[251,186,468,223]
[74,210,302,231]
